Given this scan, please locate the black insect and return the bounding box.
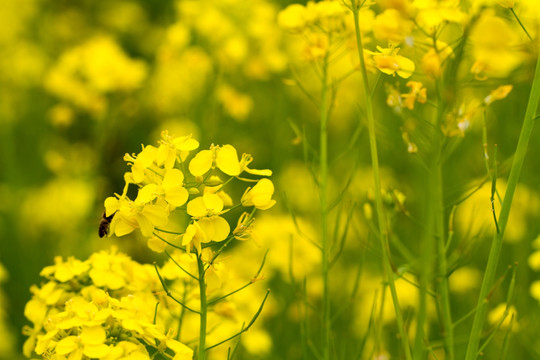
[98,212,115,238]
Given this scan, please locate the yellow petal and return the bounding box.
[113,216,137,237]
[55,336,79,355]
[156,144,176,169]
[148,236,167,253]
[245,167,273,176]
[168,339,193,360]
[182,224,197,246]
[241,178,276,210]
[166,187,189,207]
[189,150,213,176]
[135,184,159,204]
[104,197,119,217]
[198,216,230,242]
[187,196,207,218]
[83,344,110,358]
[202,193,224,214]
[142,204,169,227]
[396,55,415,78]
[80,326,106,346]
[24,299,47,325]
[216,145,241,176]
[162,169,185,190]
[173,136,199,151]
[135,213,154,237]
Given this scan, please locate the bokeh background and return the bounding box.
[2,0,540,359]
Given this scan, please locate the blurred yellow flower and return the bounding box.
[487,303,518,331]
[366,46,415,78]
[402,81,427,110]
[373,9,413,44]
[484,85,513,105]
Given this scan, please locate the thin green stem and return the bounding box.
[464,51,540,360]
[318,31,332,360]
[350,3,412,360]
[510,8,533,41]
[197,254,207,360]
[435,162,454,360]
[205,289,270,351]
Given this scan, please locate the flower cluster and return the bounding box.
[104,131,275,254]
[22,248,192,360]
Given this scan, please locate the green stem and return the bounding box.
[435,162,454,360]
[319,36,331,360]
[510,8,533,41]
[464,51,540,360]
[197,254,207,360]
[350,3,412,360]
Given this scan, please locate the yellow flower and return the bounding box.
[182,221,207,253]
[401,81,427,110]
[55,326,110,359]
[40,256,90,283]
[134,169,189,209]
[531,281,540,301]
[187,193,226,218]
[241,178,276,210]
[104,195,169,237]
[189,144,271,177]
[124,144,159,184]
[216,84,254,121]
[185,193,231,249]
[421,41,453,79]
[471,12,522,79]
[373,9,413,44]
[366,46,415,78]
[497,0,515,8]
[484,85,513,105]
[487,303,519,331]
[278,4,309,32]
[233,212,256,241]
[157,130,199,169]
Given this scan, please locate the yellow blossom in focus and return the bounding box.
[189,144,272,177]
[104,194,170,237]
[157,131,200,168]
[241,178,276,210]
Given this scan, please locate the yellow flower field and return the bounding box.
[1,0,540,359]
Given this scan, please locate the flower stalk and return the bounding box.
[464,50,540,360]
[197,253,208,360]
[350,2,412,359]
[319,38,331,360]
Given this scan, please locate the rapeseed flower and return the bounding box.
[366,46,415,78]
[241,178,276,210]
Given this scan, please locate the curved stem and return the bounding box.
[464,51,540,360]
[350,3,412,360]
